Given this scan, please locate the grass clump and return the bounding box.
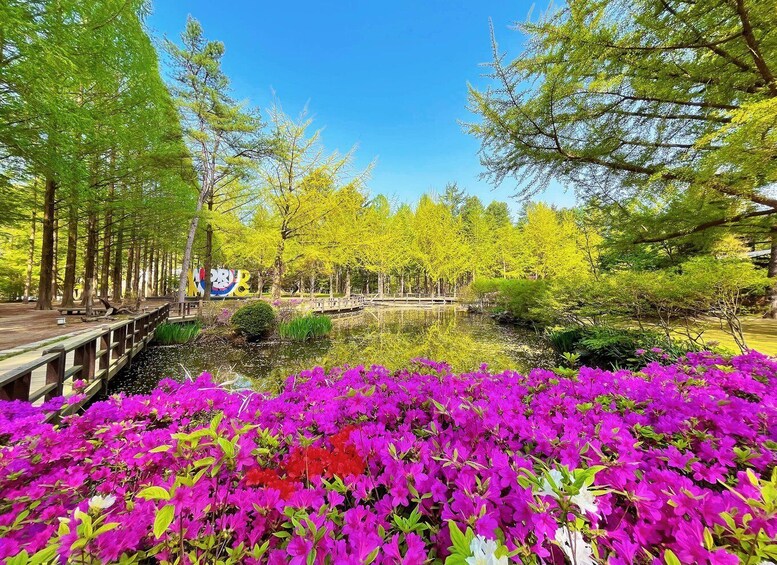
[154,322,201,345]
[279,314,333,341]
[231,301,276,340]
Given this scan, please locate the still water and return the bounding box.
[109,307,556,395]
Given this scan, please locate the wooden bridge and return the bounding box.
[366,294,459,305]
[309,296,365,313]
[0,304,170,418]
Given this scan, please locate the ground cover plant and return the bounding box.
[0,353,775,564]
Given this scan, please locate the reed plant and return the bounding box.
[278,314,333,341]
[153,322,201,345]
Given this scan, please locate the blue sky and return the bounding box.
[148,1,575,212]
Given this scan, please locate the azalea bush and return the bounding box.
[1,353,776,564]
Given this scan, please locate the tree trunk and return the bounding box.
[132,236,141,298]
[51,210,58,302]
[100,217,111,298]
[159,251,167,296]
[36,178,56,309]
[203,196,214,300]
[177,212,200,303]
[271,239,286,299]
[82,208,97,314]
[400,272,405,296]
[140,242,148,299]
[126,235,134,298]
[61,199,78,308]
[329,273,334,298]
[112,222,124,300]
[767,226,777,319]
[345,267,351,298]
[24,206,37,303]
[153,244,160,296]
[310,272,315,299]
[257,271,264,297]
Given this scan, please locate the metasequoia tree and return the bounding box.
[0,0,195,308]
[470,0,777,314]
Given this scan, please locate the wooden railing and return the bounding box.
[169,300,202,321]
[367,294,459,303]
[309,296,365,313]
[0,304,170,411]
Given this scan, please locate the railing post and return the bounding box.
[99,326,111,377]
[0,371,31,401]
[114,324,126,360]
[43,345,66,400]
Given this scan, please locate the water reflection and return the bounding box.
[109,307,555,395]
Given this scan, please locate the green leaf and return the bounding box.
[137,486,170,501]
[664,549,682,565]
[153,504,175,539]
[217,437,235,458]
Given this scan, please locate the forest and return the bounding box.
[2,1,776,322]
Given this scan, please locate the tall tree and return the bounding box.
[165,17,263,303]
[256,107,367,299]
[470,0,777,314]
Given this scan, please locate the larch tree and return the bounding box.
[256,106,368,299]
[470,0,777,314]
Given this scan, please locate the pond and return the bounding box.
[109,306,556,395]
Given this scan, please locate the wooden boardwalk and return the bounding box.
[0,305,169,418]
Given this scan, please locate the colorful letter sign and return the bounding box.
[187,268,251,297]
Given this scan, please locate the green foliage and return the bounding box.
[469,0,777,237]
[231,301,276,340]
[547,326,698,370]
[278,315,333,341]
[472,278,552,326]
[154,323,201,345]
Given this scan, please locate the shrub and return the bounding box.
[231,301,275,340]
[278,314,333,341]
[547,325,700,369]
[153,322,201,345]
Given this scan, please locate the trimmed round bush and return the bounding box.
[230,301,275,340]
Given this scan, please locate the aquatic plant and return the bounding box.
[0,352,775,563]
[231,301,276,340]
[278,314,333,341]
[153,322,201,345]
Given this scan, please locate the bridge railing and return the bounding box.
[0,304,169,413]
[309,295,365,313]
[170,300,202,320]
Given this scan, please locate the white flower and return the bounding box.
[465,535,508,565]
[554,526,596,565]
[88,494,116,511]
[537,468,564,499]
[570,485,599,516]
